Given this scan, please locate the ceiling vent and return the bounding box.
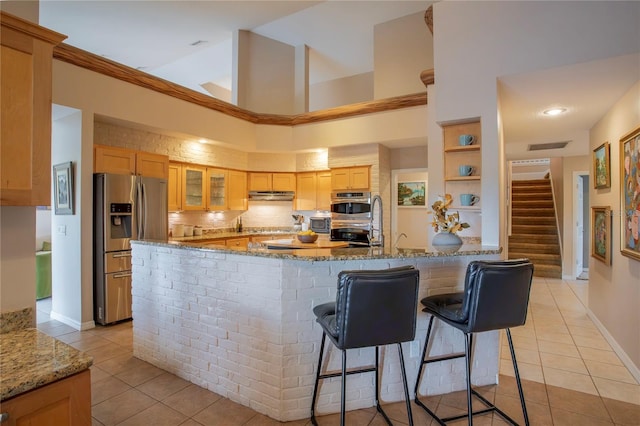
[527,141,569,151]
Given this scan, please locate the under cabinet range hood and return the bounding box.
[248,191,295,201]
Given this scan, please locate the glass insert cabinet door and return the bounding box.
[183,166,206,210]
[207,168,227,210]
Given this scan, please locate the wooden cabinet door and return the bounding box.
[207,167,228,211]
[331,168,350,190]
[182,165,206,210]
[295,173,316,210]
[226,237,249,249]
[248,173,272,191]
[136,152,169,179]
[0,13,65,206]
[94,145,136,175]
[1,369,91,426]
[348,167,370,190]
[228,170,247,211]
[168,162,182,212]
[272,173,296,191]
[316,171,332,211]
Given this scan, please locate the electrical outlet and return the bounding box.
[410,340,420,357]
[57,225,66,235]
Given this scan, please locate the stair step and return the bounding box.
[512,217,557,226]
[509,252,562,265]
[512,195,553,201]
[512,208,556,217]
[512,200,555,209]
[512,225,557,234]
[529,264,562,278]
[508,242,561,254]
[512,179,551,187]
[512,187,552,195]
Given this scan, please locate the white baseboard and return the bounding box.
[586,309,640,384]
[50,310,95,331]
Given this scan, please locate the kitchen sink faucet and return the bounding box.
[369,194,384,247]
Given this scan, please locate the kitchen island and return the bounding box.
[131,240,502,421]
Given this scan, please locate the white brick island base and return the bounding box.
[131,241,501,421]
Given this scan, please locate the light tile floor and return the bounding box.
[36,277,640,425]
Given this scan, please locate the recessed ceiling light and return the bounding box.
[198,139,207,144]
[543,107,567,116]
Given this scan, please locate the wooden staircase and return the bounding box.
[508,179,562,278]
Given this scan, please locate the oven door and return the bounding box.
[330,220,371,245]
[330,201,371,215]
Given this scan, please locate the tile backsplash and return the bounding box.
[168,201,330,233]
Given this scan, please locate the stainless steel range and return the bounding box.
[330,191,371,246]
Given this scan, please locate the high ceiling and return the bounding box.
[39,1,639,159]
[39,0,431,94]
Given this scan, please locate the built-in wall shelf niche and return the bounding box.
[442,119,482,238]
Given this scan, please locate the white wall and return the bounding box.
[0,207,36,316]
[374,10,433,99]
[50,109,94,330]
[309,72,373,111]
[589,81,640,372]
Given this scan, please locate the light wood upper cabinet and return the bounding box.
[94,145,168,179]
[182,164,207,210]
[248,172,295,191]
[316,171,332,211]
[174,163,247,212]
[272,173,296,191]
[168,162,182,212]
[0,12,66,206]
[331,166,370,190]
[136,151,169,179]
[295,171,331,211]
[207,167,228,211]
[1,369,91,426]
[228,170,247,211]
[94,145,136,175]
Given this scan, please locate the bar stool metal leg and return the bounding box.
[310,333,327,426]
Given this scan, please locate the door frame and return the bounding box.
[391,168,428,248]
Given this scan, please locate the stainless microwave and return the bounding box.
[309,217,331,234]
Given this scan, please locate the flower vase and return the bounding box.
[432,232,463,251]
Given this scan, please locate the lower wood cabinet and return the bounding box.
[225,237,250,248]
[0,369,91,426]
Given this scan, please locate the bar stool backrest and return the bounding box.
[335,266,420,349]
[463,260,534,333]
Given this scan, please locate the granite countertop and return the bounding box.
[0,329,93,401]
[135,239,502,261]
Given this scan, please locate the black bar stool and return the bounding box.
[414,259,534,426]
[310,266,420,426]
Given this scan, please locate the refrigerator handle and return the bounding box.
[141,182,147,239]
[136,180,144,239]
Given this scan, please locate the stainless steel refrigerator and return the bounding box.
[93,173,168,325]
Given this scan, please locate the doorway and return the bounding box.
[391,169,428,248]
[575,173,590,279]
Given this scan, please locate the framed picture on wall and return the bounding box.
[53,162,74,215]
[620,125,640,261]
[591,206,611,264]
[593,141,611,189]
[397,181,426,207]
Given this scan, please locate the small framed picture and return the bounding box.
[591,206,611,264]
[593,141,610,189]
[53,162,74,215]
[397,181,426,207]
